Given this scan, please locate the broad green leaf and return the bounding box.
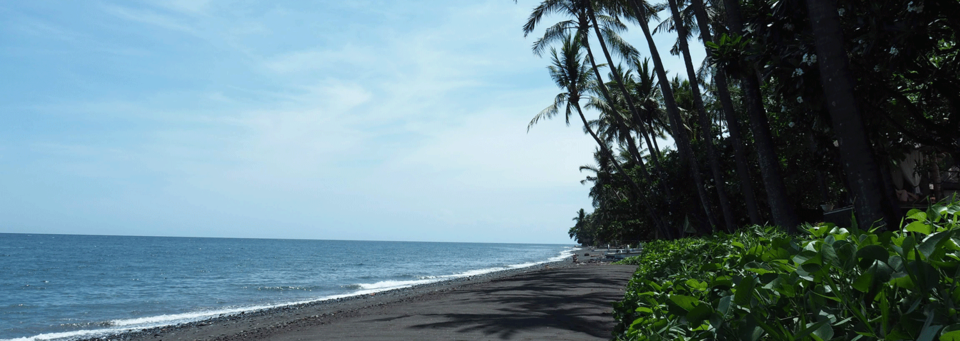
[717,295,733,315]
[941,324,960,341]
[795,320,828,341]
[735,276,756,306]
[853,265,875,293]
[635,306,653,313]
[918,325,943,341]
[746,268,775,275]
[739,319,764,341]
[857,245,889,268]
[943,330,960,341]
[892,274,916,289]
[853,260,891,293]
[821,243,839,268]
[686,303,712,324]
[902,235,917,256]
[834,240,857,271]
[711,277,733,289]
[685,279,707,291]
[812,319,835,341]
[907,221,933,235]
[793,250,820,265]
[920,231,952,258]
[908,209,927,221]
[668,295,699,312]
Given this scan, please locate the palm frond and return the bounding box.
[529,92,567,132]
[523,0,567,36]
[532,20,576,56]
[601,26,640,60]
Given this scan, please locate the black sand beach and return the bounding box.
[84,256,637,341]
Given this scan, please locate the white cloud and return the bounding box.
[150,0,214,15]
[4,0,658,243]
[262,45,378,75]
[101,4,197,34]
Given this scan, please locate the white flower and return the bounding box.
[793,68,805,77]
[890,47,899,55]
[838,8,845,16]
[789,122,795,128]
[801,53,817,65]
[797,97,804,104]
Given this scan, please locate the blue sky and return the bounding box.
[0,0,702,244]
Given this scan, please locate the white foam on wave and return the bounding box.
[356,278,436,291]
[3,246,578,341]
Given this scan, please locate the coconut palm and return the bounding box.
[527,34,673,238]
[663,0,736,231]
[523,0,657,175]
[652,0,699,57]
[805,0,897,227]
[610,0,718,232]
[716,0,800,231]
[688,0,763,226]
[627,58,671,160]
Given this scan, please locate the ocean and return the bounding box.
[0,233,575,341]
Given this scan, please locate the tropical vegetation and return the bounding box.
[612,201,960,340]
[517,0,960,339]
[517,0,959,245]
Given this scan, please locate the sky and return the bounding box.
[0,0,703,244]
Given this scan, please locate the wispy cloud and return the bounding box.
[1,0,654,242]
[100,4,198,34]
[149,0,214,15]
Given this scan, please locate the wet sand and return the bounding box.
[90,259,636,341]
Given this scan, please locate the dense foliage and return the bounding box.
[613,199,960,340]
[520,0,960,246]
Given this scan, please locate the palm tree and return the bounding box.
[586,89,651,178]
[569,208,592,245]
[627,58,671,161]
[527,35,673,238]
[523,0,679,218]
[719,0,799,231]
[805,0,897,227]
[523,0,650,167]
[619,0,719,232]
[664,0,736,231]
[688,0,763,225]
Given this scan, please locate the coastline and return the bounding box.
[73,253,607,341]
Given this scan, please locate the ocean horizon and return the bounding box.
[0,233,576,341]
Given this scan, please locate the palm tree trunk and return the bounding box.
[626,0,718,233]
[622,128,651,179]
[721,0,799,231]
[583,5,678,221]
[689,0,762,225]
[666,0,736,232]
[572,102,673,239]
[805,0,899,227]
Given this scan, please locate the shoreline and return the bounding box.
[71,253,601,341]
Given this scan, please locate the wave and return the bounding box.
[3,247,577,341]
[345,246,579,294]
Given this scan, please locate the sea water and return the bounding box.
[0,233,575,341]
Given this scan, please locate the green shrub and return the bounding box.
[613,201,960,341]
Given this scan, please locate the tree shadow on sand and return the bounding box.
[406,266,635,340]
